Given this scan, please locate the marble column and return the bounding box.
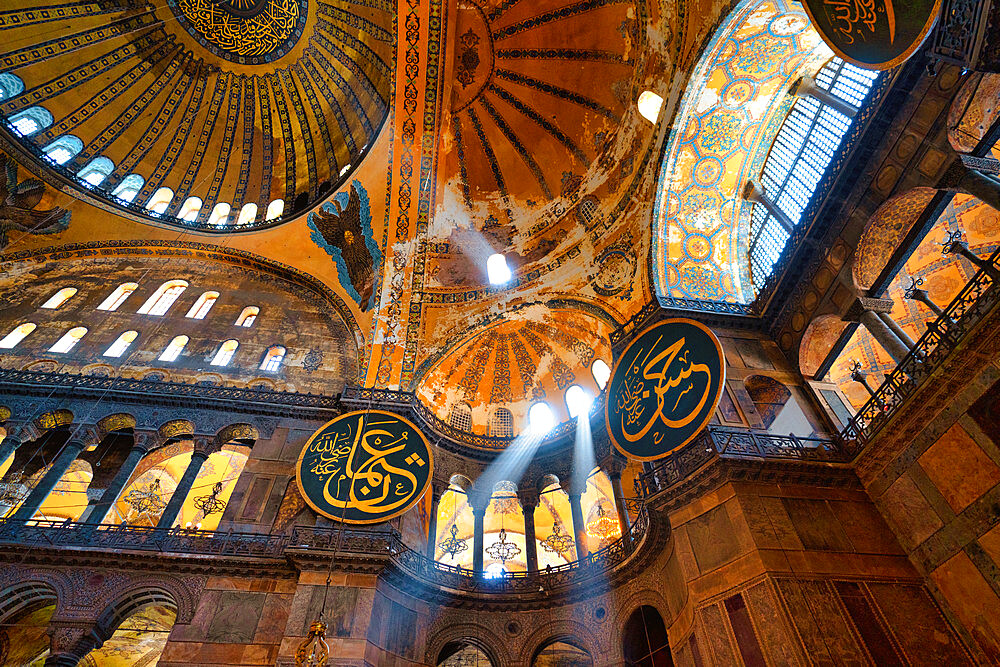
[519,490,539,572]
[790,75,857,118]
[468,489,489,576]
[0,422,43,481]
[939,155,1000,213]
[11,426,98,524]
[568,491,588,561]
[607,462,632,542]
[843,297,912,365]
[425,481,446,559]
[743,180,796,233]
[85,431,158,526]
[156,437,212,530]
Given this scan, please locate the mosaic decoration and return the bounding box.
[540,521,574,556]
[801,0,941,70]
[438,524,469,559]
[308,181,382,311]
[0,153,70,250]
[296,411,433,524]
[607,319,726,461]
[171,0,307,63]
[485,527,521,564]
[653,0,827,303]
[592,234,638,298]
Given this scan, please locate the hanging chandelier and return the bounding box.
[193,481,228,518]
[540,521,575,557]
[0,470,32,507]
[123,477,167,518]
[295,620,329,666]
[586,505,621,541]
[438,524,468,560]
[485,527,521,564]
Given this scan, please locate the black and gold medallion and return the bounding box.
[606,319,725,461]
[295,410,433,524]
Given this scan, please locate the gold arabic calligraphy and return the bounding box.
[821,0,896,45]
[179,0,300,57]
[616,335,713,445]
[306,415,425,516]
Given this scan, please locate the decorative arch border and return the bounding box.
[425,622,510,666]
[0,240,365,381]
[517,620,602,665]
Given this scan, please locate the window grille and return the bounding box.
[491,408,514,437]
[449,403,473,431]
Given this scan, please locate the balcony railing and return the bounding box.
[636,425,846,497]
[839,247,1000,456]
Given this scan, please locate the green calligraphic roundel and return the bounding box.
[296,410,434,524]
[605,319,726,461]
[801,0,941,70]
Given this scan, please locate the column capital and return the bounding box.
[46,619,104,661]
[844,296,894,321]
[3,420,43,444]
[68,425,100,448]
[742,179,765,204]
[517,488,539,511]
[431,479,448,500]
[789,74,818,98]
[467,488,491,516]
[131,430,162,453]
[604,453,629,478]
[192,435,215,456]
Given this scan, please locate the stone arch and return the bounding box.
[518,619,601,665]
[95,412,137,440]
[158,419,195,441]
[798,314,848,378]
[948,72,1000,153]
[426,623,509,666]
[0,580,60,624]
[853,187,938,291]
[0,405,10,422]
[36,409,73,430]
[215,423,259,447]
[448,473,473,492]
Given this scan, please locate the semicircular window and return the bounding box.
[747,58,879,290]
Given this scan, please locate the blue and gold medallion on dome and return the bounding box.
[170,0,308,64]
[606,319,725,461]
[296,410,433,524]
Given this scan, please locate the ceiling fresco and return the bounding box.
[652,0,829,303]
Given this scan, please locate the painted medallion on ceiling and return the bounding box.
[652,0,829,303]
[170,0,308,63]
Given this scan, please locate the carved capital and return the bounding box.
[742,179,765,203]
[132,430,161,453]
[843,296,894,322]
[937,154,1000,191]
[466,489,492,515]
[69,425,100,448]
[517,488,539,511]
[4,420,42,444]
[47,620,103,657]
[192,435,215,456]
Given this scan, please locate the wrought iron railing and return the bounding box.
[839,247,1000,456]
[636,426,845,497]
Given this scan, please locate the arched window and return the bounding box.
[178,197,202,222]
[591,359,611,390]
[490,407,513,438]
[637,90,664,123]
[185,291,219,319]
[111,174,145,203]
[211,339,239,366]
[49,326,87,353]
[528,402,555,434]
[747,57,878,285]
[145,187,174,215]
[0,322,36,349]
[207,203,231,226]
[137,280,188,316]
[159,335,189,362]
[77,157,114,187]
[532,641,592,667]
[487,253,511,285]
[104,330,138,358]
[565,384,593,418]
[437,641,495,666]
[236,203,258,226]
[265,199,284,220]
[0,73,24,101]
[43,135,83,165]
[235,306,259,327]
[449,402,473,431]
[97,282,139,311]
[8,107,53,137]
[41,287,78,309]
[622,606,672,667]
[259,345,286,372]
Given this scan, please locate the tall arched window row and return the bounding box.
[146,187,174,215]
[592,359,611,390]
[159,335,189,362]
[8,107,53,137]
[748,57,878,286]
[265,199,284,221]
[111,174,145,204]
[235,306,259,327]
[565,384,593,418]
[137,280,188,316]
[207,203,231,227]
[41,287,78,309]
[77,157,114,187]
[0,322,36,349]
[178,197,202,222]
[185,291,219,319]
[260,345,286,372]
[98,283,139,311]
[104,330,138,358]
[211,339,239,366]
[42,135,83,165]
[236,203,258,226]
[49,326,87,353]
[0,73,24,101]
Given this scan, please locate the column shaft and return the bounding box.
[859,310,911,365]
[609,472,632,536]
[793,76,857,118]
[522,505,539,571]
[425,492,440,559]
[0,436,21,469]
[86,445,147,526]
[11,439,86,523]
[156,451,209,529]
[472,509,485,575]
[569,492,588,560]
[876,311,916,349]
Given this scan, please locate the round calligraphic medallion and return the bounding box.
[801,0,941,70]
[605,319,725,461]
[296,410,433,524]
[169,0,308,64]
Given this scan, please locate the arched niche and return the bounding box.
[532,639,594,667]
[623,605,673,666]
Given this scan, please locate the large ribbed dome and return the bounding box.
[0,0,392,230]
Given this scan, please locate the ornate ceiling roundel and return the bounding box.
[169,0,309,63]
